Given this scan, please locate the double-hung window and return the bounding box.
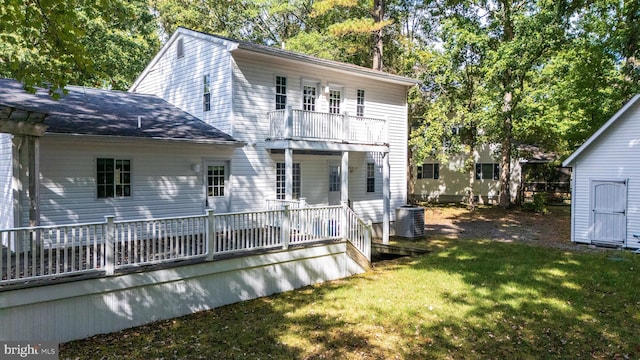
[276,162,300,199]
[357,89,365,117]
[329,89,341,114]
[417,163,439,180]
[303,85,316,111]
[275,76,287,110]
[366,162,375,192]
[475,163,500,180]
[203,74,211,112]
[97,158,131,198]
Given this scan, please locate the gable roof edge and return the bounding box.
[562,94,640,167]
[129,28,239,93]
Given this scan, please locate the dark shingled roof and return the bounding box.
[0,78,240,144]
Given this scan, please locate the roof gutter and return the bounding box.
[44,132,246,147]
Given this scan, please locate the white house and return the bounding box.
[129,27,418,241]
[0,78,243,230]
[562,94,640,249]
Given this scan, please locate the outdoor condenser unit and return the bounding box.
[395,205,425,238]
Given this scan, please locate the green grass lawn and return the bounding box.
[61,240,640,359]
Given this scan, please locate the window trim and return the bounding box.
[357,89,365,117]
[366,162,375,193]
[302,82,318,112]
[276,162,301,199]
[203,74,211,112]
[328,87,342,114]
[417,163,439,180]
[275,75,287,110]
[475,163,500,180]
[96,157,131,199]
[176,38,184,59]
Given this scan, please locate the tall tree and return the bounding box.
[0,0,159,93]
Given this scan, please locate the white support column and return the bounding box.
[383,151,390,244]
[12,136,23,228]
[285,148,293,200]
[28,136,40,227]
[341,151,349,203]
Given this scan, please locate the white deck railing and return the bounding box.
[0,204,372,285]
[269,106,387,144]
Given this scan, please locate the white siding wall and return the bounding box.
[21,137,233,226]
[230,52,408,222]
[570,100,640,248]
[0,134,12,229]
[133,35,234,134]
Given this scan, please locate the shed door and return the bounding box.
[591,180,627,246]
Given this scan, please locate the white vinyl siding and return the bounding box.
[19,137,234,226]
[231,51,408,222]
[133,31,411,223]
[132,34,234,135]
[568,100,640,248]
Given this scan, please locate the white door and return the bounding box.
[206,162,230,213]
[590,179,627,246]
[328,162,341,205]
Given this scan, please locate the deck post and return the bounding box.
[341,151,349,203]
[105,216,115,275]
[282,205,290,249]
[341,201,348,240]
[366,220,373,260]
[382,152,390,244]
[206,209,215,261]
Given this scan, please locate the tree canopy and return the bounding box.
[2,0,638,208]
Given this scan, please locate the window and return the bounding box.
[329,165,340,192]
[176,38,184,59]
[203,74,211,112]
[475,163,500,180]
[417,163,439,180]
[329,89,341,114]
[275,76,287,110]
[303,85,316,111]
[366,162,375,192]
[357,89,365,117]
[97,158,131,198]
[276,163,300,199]
[207,165,225,197]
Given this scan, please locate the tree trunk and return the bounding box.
[499,0,514,208]
[372,0,384,71]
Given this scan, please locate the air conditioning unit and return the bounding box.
[395,205,425,238]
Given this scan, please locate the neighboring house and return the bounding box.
[130,27,418,241]
[411,144,521,204]
[562,94,640,249]
[0,78,243,229]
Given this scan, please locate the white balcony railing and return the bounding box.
[269,106,387,145]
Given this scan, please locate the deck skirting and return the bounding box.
[0,242,365,343]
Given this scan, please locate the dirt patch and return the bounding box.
[392,204,595,252]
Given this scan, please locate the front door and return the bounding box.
[328,162,341,205]
[206,162,230,213]
[591,179,627,246]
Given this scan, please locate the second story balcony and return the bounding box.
[268,106,388,146]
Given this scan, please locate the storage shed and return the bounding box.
[562,94,640,249]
